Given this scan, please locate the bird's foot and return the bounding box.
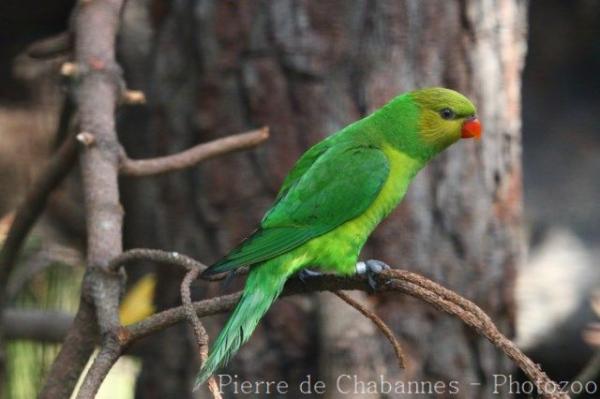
[356,259,391,291]
[297,268,323,284]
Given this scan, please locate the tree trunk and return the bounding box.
[119,1,527,398]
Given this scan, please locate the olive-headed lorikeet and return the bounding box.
[195,87,482,387]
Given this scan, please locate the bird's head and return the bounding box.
[408,87,482,157]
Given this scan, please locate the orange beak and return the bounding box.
[461,117,482,139]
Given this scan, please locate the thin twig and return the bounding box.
[181,268,222,399]
[26,31,72,59]
[107,248,228,280]
[108,248,207,273]
[333,290,406,369]
[119,127,269,177]
[181,269,207,357]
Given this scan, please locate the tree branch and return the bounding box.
[333,290,406,369]
[26,31,73,59]
[26,2,266,398]
[75,335,122,399]
[39,301,98,399]
[39,0,127,396]
[91,251,569,399]
[40,21,270,399]
[0,126,77,294]
[108,248,207,273]
[119,127,269,177]
[181,267,222,399]
[2,309,73,342]
[107,248,227,280]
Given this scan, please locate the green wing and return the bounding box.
[272,133,335,202]
[203,144,389,275]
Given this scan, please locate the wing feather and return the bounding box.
[203,144,389,276]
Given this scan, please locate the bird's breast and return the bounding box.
[343,146,420,238]
[291,146,421,274]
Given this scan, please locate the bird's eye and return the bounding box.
[439,108,455,120]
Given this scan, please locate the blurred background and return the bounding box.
[0,0,598,398]
[516,0,600,391]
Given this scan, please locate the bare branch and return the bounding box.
[39,63,266,399]
[34,256,566,398]
[107,248,228,281]
[181,268,222,399]
[27,31,73,59]
[119,127,269,177]
[75,250,220,398]
[102,248,566,397]
[120,269,568,399]
[74,0,125,333]
[36,1,268,398]
[36,231,567,398]
[2,309,73,342]
[39,301,98,399]
[113,249,223,397]
[40,0,128,396]
[0,126,77,293]
[108,248,207,273]
[75,336,122,399]
[333,290,406,369]
[181,269,205,351]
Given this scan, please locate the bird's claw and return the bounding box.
[356,259,391,291]
[297,268,322,284]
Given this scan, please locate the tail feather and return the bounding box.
[194,264,290,389]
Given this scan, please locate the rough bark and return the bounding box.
[40,0,128,397]
[118,1,527,398]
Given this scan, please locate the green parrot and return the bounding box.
[195,87,482,387]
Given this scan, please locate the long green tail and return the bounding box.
[194,261,291,389]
